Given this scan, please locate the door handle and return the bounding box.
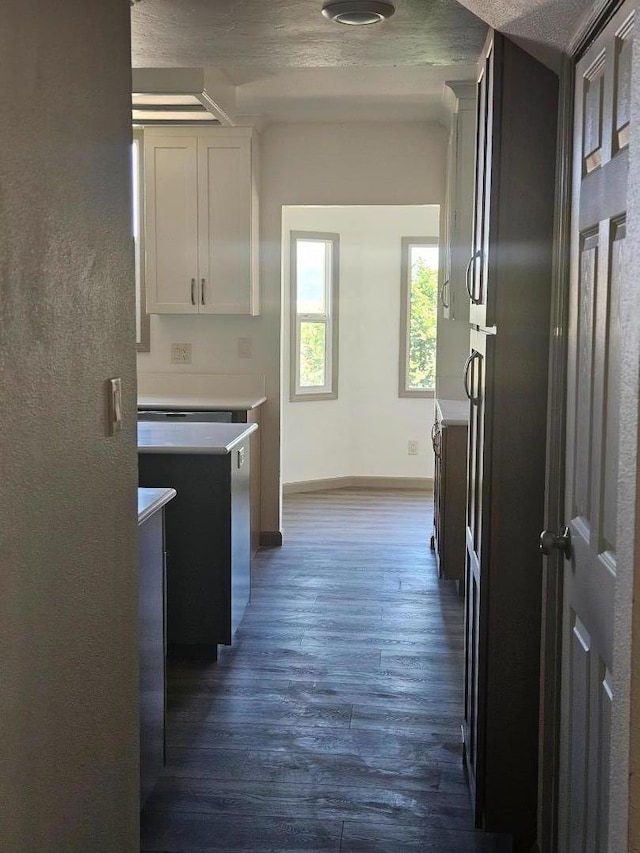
[191,278,196,306]
[539,527,572,559]
[201,278,206,306]
[463,351,481,403]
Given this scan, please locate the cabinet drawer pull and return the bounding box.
[191,278,196,306]
[465,250,483,304]
[463,351,482,403]
[201,278,206,306]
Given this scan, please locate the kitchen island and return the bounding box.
[137,371,266,552]
[138,421,258,659]
[138,487,176,804]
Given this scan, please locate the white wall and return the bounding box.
[138,121,447,533]
[1,3,139,850]
[282,205,438,485]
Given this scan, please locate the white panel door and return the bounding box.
[557,6,633,850]
[198,135,252,314]
[144,135,199,314]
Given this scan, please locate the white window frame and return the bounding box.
[132,127,150,352]
[399,236,438,398]
[290,231,340,402]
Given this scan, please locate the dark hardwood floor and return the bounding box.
[141,489,511,853]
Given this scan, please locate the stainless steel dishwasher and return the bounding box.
[137,410,233,423]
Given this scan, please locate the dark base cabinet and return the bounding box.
[139,441,251,657]
[231,410,261,557]
[432,401,468,583]
[138,507,167,805]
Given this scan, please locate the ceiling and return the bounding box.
[456,0,596,58]
[131,0,488,71]
[131,0,487,123]
[130,0,595,123]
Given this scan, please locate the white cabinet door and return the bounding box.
[439,118,454,320]
[197,135,253,314]
[143,127,259,316]
[144,135,199,314]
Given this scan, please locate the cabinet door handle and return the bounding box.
[431,422,441,455]
[440,280,450,309]
[463,351,482,403]
[465,250,483,304]
[191,278,196,306]
[201,278,206,306]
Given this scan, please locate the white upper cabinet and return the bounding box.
[439,82,475,323]
[144,127,260,315]
[145,135,199,314]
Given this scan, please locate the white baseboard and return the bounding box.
[283,476,434,495]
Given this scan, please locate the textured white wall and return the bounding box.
[0,3,139,850]
[138,121,447,533]
[282,205,439,484]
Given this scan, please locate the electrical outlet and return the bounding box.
[408,440,419,456]
[171,343,192,364]
[238,336,253,359]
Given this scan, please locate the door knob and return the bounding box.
[539,527,572,559]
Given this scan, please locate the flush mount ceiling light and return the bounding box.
[321,0,395,25]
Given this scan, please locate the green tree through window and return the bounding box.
[299,322,326,387]
[290,231,339,401]
[408,255,438,390]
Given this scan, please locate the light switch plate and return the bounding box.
[107,378,122,436]
[238,337,253,359]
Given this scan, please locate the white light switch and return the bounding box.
[107,378,122,436]
[238,337,253,359]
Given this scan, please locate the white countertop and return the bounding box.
[138,393,267,411]
[137,372,266,411]
[436,398,470,426]
[138,421,258,454]
[138,487,177,525]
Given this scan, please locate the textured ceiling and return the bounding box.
[455,0,595,56]
[130,0,595,123]
[131,0,489,70]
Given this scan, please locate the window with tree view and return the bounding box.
[400,238,438,396]
[290,232,339,401]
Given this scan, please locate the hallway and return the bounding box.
[141,490,510,852]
